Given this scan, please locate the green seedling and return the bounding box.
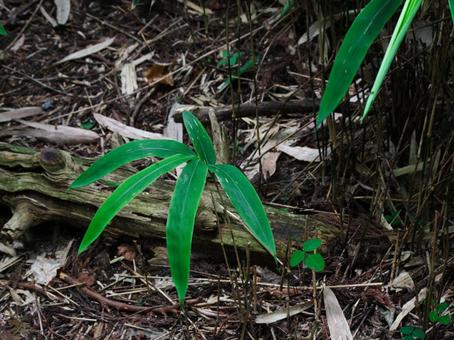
[429,301,451,326]
[70,111,276,303]
[400,326,425,340]
[290,238,325,272]
[450,0,454,24]
[217,50,244,68]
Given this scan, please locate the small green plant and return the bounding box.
[217,50,259,89]
[429,301,451,326]
[400,326,425,340]
[289,238,325,272]
[70,111,276,303]
[317,0,454,125]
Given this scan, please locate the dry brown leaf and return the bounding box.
[324,287,353,340]
[144,64,174,86]
[0,107,43,123]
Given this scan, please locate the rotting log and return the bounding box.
[0,142,343,258]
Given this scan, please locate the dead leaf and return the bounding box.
[144,64,174,86]
[117,244,136,262]
[10,34,25,52]
[389,271,415,291]
[93,113,164,140]
[40,6,58,27]
[255,302,312,324]
[261,152,280,180]
[277,144,328,162]
[0,107,43,123]
[390,288,427,331]
[57,37,115,64]
[324,287,353,340]
[15,120,99,144]
[54,0,71,25]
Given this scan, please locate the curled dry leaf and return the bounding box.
[144,64,174,87]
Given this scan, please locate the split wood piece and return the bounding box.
[173,99,321,123]
[0,142,343,258]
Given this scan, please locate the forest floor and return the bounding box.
[0,1,453,339]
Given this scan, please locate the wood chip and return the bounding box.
[0,107,43,123]
[16,120,99,144]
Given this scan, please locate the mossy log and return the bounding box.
[0,142,342,258]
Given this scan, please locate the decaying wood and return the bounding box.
[173,99,322,123]
[0,142,343,257]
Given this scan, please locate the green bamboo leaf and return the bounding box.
[449,0,454,25]
[182,111,216,164]
[317,0,403,126]
[78,154,195,254]
[290,250,305,267]
[210,164,276,256]
[363,0,422,117]
[303,238,322,252]
[0,24,7,36]
[304,253,325,272]
[166,159,208,302]
[70,139,194,188]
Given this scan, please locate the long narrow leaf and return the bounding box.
[210,164,276,256]
[317,0,403,125]
[182,111,216,164]
[166,159,208,302]
[449,0,454,25]
[71,139,194,188]
[363,0,422,117]
[78,154,195,254]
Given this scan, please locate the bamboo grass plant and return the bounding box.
[70,111,276,303]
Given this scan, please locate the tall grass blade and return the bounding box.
[317,0,403,125]
[78,154,195,254]
[183,111,216,165]
[70,139,194,188]
[210,164,276,256]
[363,0,422,117]
[166,159,208,302]
[448,0,454,25]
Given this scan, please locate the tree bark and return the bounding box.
[0,142,343,257]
